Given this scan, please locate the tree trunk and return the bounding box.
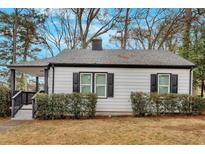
[120,31,123,49]
[182,8,192,59]
[22,25,30,91]
[12,8,19,64]
[122,8,130,49]
[81,40,87,49]
[201,80,204,97]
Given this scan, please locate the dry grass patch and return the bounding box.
[0,118,9,124]
[0,116,205,144]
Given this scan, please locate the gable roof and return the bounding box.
[8,49,195,68]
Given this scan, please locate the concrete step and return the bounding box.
[21,104,32,110]
[12,109,33,120]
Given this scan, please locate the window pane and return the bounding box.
[81,85,91,93]
[159,75,169,85]
[96,74,106,84]
[96,86,105,97]
[81,74,91,84]
[159,86,169,94]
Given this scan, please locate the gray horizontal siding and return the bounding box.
[48,67,191,113]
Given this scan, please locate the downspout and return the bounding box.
[189,67,193,95]
[10,69,16,97]
[44,68,49,94]
[52,64,55,94]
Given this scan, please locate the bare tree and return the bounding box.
[71,8,122,49]
[130,9,184,51]
[108,9,135,49]
[40,9,78,56]
[60,9,78,50]
[122,8,130,49]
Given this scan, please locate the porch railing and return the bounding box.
[32,90,44,119]
[11,91,23,117]
[11,91,36,117]
[22,91,36,105]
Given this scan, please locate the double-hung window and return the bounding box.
[80,73,92,94]
[158,74,170,94]
[95,73,107,98]
[79,72,107,98]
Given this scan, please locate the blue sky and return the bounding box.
[1,8,122,58]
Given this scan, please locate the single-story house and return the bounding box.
[8,39,195,118]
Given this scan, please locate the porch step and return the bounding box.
[12,105,33,120]
[12,109,33,120]
[21,104,32,110]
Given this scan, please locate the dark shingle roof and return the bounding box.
[8,49,195,68]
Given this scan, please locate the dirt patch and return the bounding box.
[0,120,31,133]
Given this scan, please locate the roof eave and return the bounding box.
[49,63,195,69]
[7,64,49,68]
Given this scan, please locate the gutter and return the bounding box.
[7,65,48,68]
[189,67,193,95]
[52,64,55,94]
[48,63,195,69]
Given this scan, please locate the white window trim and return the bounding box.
[94,73,107,98]
[158,74,170,94]
[80,73,93,93]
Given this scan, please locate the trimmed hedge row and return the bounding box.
[0,86,10,117]
[131,92,205,116]
[35,93,97,119]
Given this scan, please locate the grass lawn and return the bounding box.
[0,118,9,124]
[0,116,205,144]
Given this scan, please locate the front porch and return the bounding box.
[9,65,49,120]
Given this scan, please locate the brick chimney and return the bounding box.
[92,38,102,50]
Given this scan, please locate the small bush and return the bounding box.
[69,93,83,119]
[35,93,97,119]
[131,92,205,116]
[50,94,66,119]
[84,93,97,117]
[130,92,149,116]
[191,96,205,114]
[0,85,10,117]
[35,93,51,119]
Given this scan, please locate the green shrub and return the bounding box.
[191,96,205,114]
[35,93,51,119]
[50,94,66,119]
[131,92,149,116]
[35,93,97,119]
[0,85,10,117]
[85,93,97,117]
[131,92,205,116]
[179,94,192,114]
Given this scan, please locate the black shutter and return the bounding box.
[171,74,178,93]
[73,72,80,92]
[150,74,157,92]
[107,73,114,97]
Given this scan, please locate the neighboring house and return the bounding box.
[8,39,195,117]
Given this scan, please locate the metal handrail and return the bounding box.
[11,91,37,118]
[11,91,23,117]
[32,90,43,119]
[12,90,22,99]
[32,90,41,100]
